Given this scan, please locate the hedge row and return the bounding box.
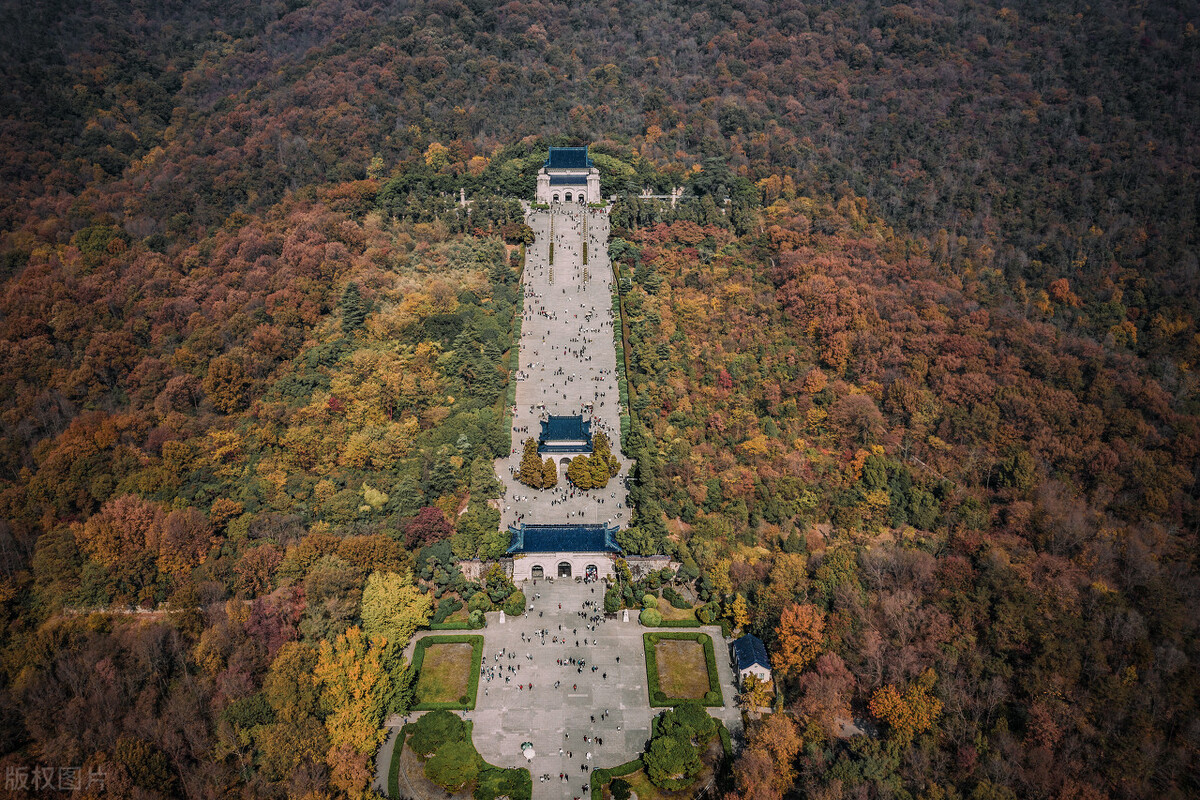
[410,635,484,711]
[642,632,723,707]
[717,721,733,757]
[589,758,643,800]
[429,618,485,630]
[656,618,702,628]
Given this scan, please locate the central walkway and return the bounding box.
[496,203,629,529]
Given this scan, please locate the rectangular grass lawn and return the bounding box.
[643,631,723,707]
[655,639,709,698]
[411,635,483,710]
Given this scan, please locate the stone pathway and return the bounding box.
[495,204,629,530]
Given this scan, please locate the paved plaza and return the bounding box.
[495,204,629,530]
[378,579,743,799]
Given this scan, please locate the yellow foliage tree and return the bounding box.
[727,593,750,631]
[315,626,391,755]
[739,674,773,711]
[868,668,943,743]
[360,570,431,651]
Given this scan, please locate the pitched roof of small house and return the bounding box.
[732,634,771,672]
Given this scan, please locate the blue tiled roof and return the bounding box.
[549,175,588,186]
[538,442,594,454]
[540,415,591,443]
[507,523,622,554]
[545,147,592,169]
[732,634,771,671]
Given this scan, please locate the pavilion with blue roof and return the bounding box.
[535,146,601,204]
[538,414,593,455]
[507,522,621,581]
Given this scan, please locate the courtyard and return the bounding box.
[375,578,743,799]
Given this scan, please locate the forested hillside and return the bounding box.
[0,0,1196,798]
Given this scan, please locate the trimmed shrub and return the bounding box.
[642,593,658,610]
[662,586,691,609]
[695,601,720,624]
[503,590,526,616]
[640,607,663,627]
[717,722,733,757]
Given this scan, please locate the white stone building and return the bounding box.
[535,147,602,204]
[506,523,621,582]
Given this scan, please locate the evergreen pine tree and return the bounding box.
[542,458,557,489]
[341,282,366,334]
[567,455,593,489]
[519,438,542,487]
[590,450,610,487]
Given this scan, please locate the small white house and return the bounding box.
[732,634,772,687]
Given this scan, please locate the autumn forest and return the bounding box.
[0,0,1197,799]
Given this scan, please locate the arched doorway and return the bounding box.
[565,192,572,202]
[558,561,572,578]
[531,565,544,579]
[585,564,598,581]
[553,194,559,202]
[559,457,571,474]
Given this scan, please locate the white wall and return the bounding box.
[512,551,615,582]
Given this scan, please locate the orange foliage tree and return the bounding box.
[773,603,825,680]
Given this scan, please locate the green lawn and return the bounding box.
[415,643,473,703]
[411,634,484,710]
[654,639,709,699]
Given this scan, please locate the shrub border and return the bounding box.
[388,719,531,800]
[411,635,484,710]
[642,632,723,707]
[589,757,643,800]
[429,617,485,630]
[387,722,413,799]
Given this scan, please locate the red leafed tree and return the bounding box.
[404,506,454,549]
[74,495,162,592]
[794,652,856,740]
[155,508,214,580]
